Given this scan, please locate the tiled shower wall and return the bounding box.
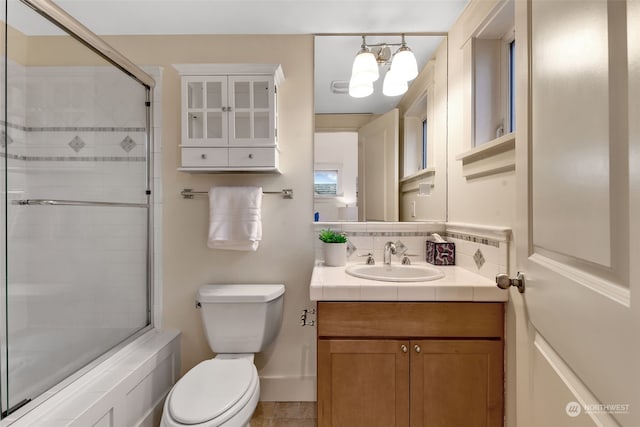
[4,62,149,332]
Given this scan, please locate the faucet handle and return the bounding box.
[400,254,418,265]
[358,252,375,265]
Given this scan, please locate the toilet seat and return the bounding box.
[168,358,258,425]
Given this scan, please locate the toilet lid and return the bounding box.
[168,358,256,425]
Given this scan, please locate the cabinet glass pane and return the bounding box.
[207,112,223,139]
[254,112,269,139]
[235,112,251,139]
[188,112,203,139]
[188,82,203,108]
[206,81,222,109]
[234,81,250,108]
[253,81,269,108]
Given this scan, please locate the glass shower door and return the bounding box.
[2,0,152,416]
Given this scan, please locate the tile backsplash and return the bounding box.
[314,221,511,281]
[314,222,444,264]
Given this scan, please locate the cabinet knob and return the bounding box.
[248,153,254,159]
[200,154,207,159]
[401,345,408,353]
[414,344,421,353]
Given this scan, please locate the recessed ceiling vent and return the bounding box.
[330,80,350,94]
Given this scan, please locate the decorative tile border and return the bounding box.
[344,231,436,237]
[444,231,501,248]
[1,121,145,133]
[0,152,145,162]
[1,119,146,162]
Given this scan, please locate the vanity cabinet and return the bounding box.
[175,64,284,172]
[317,302,504,427]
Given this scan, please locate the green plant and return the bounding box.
[318,229,348,244]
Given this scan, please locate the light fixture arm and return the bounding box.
[359,33,407,49]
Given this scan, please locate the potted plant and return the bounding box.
[319,229,348,266]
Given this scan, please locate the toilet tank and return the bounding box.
[197,284,285,353]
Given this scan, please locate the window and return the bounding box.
[464,0,515,148]
[403,84,433,178]
[508,39,516,133]
[422,118,428,169]
[314,170,339,196]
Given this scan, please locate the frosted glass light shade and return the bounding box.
[349,78,374,98]
[351,50,379,83]
[391,47,418,81]
[382,70,408,97]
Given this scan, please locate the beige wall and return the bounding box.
[444,2,517,425]
[446,1,517,229]
[102,35,317,399]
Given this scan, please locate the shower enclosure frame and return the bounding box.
[2,0,156,419]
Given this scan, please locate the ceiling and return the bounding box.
[14,0,470,114]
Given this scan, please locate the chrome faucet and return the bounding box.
[383,241,397,265]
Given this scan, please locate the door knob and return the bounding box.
[401,345,408,353]
[496,272,525,293]
[414,345,421,353]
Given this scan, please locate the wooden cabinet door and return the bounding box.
[410,340,503,427]
[318,339,410,427]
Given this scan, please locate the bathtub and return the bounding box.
[1,329,181,426]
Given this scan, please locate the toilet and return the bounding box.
[161,283,285,427]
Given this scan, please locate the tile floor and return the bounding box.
[250,402,317,427]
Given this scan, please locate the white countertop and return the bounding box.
[310,261,508,302]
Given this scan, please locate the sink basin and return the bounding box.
[345,264,445,282]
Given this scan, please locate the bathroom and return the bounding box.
[1,0,637,426]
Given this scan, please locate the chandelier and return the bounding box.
[349,34,419,98]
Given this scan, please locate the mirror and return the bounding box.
[314,35,448,222]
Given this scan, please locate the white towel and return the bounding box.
[208,186,263,251]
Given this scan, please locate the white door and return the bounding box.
[358,109,399,221]
[513,1,639,426]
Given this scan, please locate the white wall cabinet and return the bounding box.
[174,64,284,172]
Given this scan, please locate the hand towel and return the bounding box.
[208,186,263,251]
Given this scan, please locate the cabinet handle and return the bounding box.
[248,153,254,159]
[414,344,421,353]
[401,345,408,353]
[200,154,207,159]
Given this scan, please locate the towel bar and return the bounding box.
[181,188,293,199]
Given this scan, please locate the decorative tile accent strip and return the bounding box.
[345,231,439,237]
[346,240,357,256]
[473,249,486,269]
[395,240,408,255]
[120,136,137,153]
[0,121,145,133]
[68,136,86,152]
[444,231,500,248]
[0,152,145,162]
[0,130,14,147]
